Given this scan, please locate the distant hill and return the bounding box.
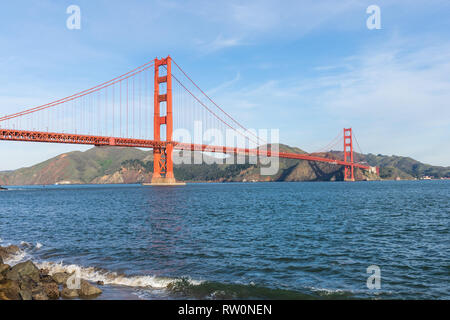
[0,147,151,185]
[322,151,449,179]
[0,145,447,185]
[363,153,450,179]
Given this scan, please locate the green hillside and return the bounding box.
[363,153,450,179]
[0,147,151,185]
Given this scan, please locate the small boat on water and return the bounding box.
[0,186,7,190]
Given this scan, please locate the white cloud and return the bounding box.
[202,35,244,53]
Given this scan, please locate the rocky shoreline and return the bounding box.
[0,245,103,300]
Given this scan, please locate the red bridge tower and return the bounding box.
[344,128,355,181]
[150,56,183,185]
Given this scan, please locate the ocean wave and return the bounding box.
[35,260,202,290]
[2,243,201,291]
[166,279,321,300]
[20,241,31,248]
[307,286,388,299]
[308,286,353,297]
[5,248,317,299]
[3,249,30,265]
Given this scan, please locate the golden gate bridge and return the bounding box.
[0,56,376,184]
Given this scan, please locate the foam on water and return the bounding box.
[36,260,203,289]
[3,249,30,265]
[2,243,201,292]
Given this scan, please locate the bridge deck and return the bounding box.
[0,129,370,170]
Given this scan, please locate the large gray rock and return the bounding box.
[0,279,21,300]
[40,274,55,283]
[42,282,60,300]
[5,260,40,282]
[0,264,10,275]
[17,276,36,301]
[61,287,79,299]
[19,289,32,300]
[79,280,102,298]
[31,288,49,300]
[52,272,73,285]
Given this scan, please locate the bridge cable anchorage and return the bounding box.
[0,62,155,123]
[171,59,267,146]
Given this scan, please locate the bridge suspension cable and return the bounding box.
[168,68,261,147]
[0,60,155,123]
[0,61,155,140]
[352,131,364,155]
[314,132,338,153]
[171,59,266,146]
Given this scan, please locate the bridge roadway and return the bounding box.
[0,129,370,170]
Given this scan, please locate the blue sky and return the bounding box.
[0,0,449,170]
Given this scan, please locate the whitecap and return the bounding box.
[309,286,348,295]
[20,241,32,248]
[4,249,29,265]
[35,260,203,289]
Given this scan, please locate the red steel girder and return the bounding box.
[172,142,371,170]
[0,130,370,170]
[0,129,164,149]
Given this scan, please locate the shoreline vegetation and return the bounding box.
[0,245,103,300]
